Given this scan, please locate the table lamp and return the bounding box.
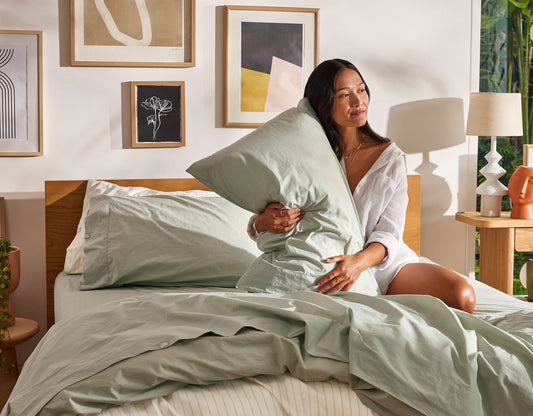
[466,92,523,217]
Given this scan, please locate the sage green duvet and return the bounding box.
[2,291,532,416]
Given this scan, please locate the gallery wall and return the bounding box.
[0,0,480,364]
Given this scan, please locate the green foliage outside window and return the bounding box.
[479,0,532,295]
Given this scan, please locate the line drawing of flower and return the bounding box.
[141,96,173,140]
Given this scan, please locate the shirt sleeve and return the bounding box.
[365,164,409,271]
[247,214,259,241]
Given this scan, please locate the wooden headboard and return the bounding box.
[45,176,420,328]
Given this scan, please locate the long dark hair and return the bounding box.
[304,58,389,160]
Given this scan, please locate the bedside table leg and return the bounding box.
[479,228,514,295]
[0,345,20,409]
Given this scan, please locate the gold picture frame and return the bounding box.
[0,30,43,156]
[223,6,319,128]
[71,0,195,67]
[130,81,186,148]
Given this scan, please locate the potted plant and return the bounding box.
[0,237,19,372]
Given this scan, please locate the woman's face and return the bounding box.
[330,68,369,130]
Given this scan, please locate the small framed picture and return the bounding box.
[0,30,43,156]
[130,81,185,148]
[223,6,319,128]
[70,0,195,67]
[524,144,533,167]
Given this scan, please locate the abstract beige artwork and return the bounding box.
[83,0,182,47]
[71,0,195,67]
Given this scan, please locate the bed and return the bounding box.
[1,174,532,416]
[2,95,531,416]
[44,177,422,328]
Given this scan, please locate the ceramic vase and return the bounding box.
[509,165,533,219]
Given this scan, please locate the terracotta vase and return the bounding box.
[509,166,533,219]
[1,247,20,327]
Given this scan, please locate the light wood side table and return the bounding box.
[455,211,533,295]
[0,317,39,409]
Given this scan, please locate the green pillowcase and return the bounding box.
[81,194,261,290]
[64,179,216,274]
[187,99,379,295]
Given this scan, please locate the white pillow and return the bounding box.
[64,179,216,274]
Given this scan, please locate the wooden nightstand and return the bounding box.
[0,317,39,409]
[455,211,533,295]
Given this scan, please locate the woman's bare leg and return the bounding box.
[386,262,476,313]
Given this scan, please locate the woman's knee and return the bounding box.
[429,266,476,313]
[450,278,476,314]
[389,263,476,313]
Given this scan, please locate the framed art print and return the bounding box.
[131,81,185,148]
[71,0,195,67]
[0,30,43,156]
[223,6,319,128]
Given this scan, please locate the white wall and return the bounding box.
[0,0,480,364]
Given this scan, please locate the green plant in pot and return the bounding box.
[0,237,20,372]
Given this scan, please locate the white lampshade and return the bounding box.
[466,92,523,137]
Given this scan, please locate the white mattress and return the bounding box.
[97,374,377,416]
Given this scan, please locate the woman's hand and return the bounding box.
[255,202,304,233]
[315,254,367,294]
[316,243,387,295]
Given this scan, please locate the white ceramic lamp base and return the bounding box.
[477,136,507,217]
[480,194,503,217]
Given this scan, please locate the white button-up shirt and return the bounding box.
[344,143,418,294]
[248,142,419,294]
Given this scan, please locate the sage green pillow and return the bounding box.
[81,194,261,289]
[187,99,379,295]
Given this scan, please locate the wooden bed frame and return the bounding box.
[45,176,420,328]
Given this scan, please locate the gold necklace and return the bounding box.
[343,141,363,160]
[343,141,364,170]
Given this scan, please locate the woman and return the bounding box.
[250,58,476,313]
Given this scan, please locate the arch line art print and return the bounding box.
[0,30,42,156]
[0,45,27,142]
[0,48,16,139]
